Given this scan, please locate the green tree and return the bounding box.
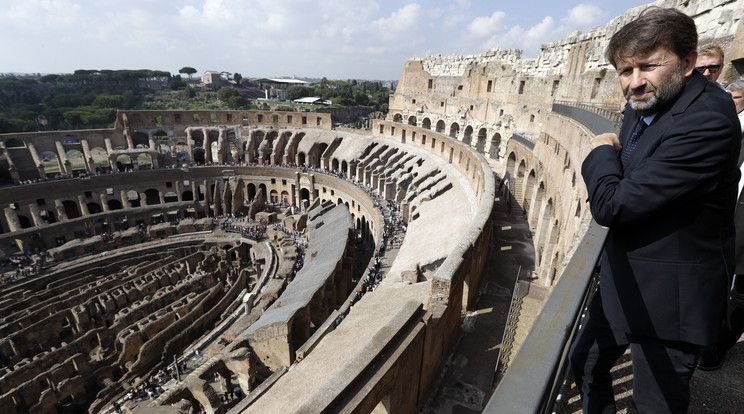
[233,73,242,85]
[286,85,309,101]
[179,67,197,80]
[182,87,196,99]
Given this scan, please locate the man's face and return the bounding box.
[616,47,695,116]
[695,54,723,83]
[730,89,744,114]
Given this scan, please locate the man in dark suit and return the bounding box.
[570,7,741,413]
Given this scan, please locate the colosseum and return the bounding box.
[1,0,743,413]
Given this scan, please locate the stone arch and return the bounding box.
[449,122,459,138]
[115,154,134,171]
[489,133,501,159]
[164,192,178,203]
[193,149,206,165]
[247,183,257,201]
[18,215,32,229]
[341,160,348,176]
[536,198,554,269]
[506,152,517,176]
[407,116,416,126]
[462,126,473,145]
[393,114,403,123]
[300,188,311,203]
[87,202,102,215]
[476,128,487,153]
[62,200,80,219]
[435,120,445,133]
[145,189,161,205]
[524,170,536,215]
[132,132,149,148]
[331,158,340,172]
[297,152,306,166]
[517,160,526,179]
[192,130,204,147]
[182,190,194,201]
[281,190,289,204]
[269,190,279,204]
[153,130,168,141]
[422,118,431,130]
[531,182,546,227]
[107,199,123,210]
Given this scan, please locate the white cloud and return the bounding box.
[467,11,507,38]
[561,3,607,27]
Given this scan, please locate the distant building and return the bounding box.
[255,78,310,101]
[292,97,331,105]
[203,71,222,87]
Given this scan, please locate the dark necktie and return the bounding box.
[620,119,648,165]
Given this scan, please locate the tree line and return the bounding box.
[0,69,392,133]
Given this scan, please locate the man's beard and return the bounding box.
[626,64,686,116]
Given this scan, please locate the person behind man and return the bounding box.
[698,79,744,370]
[728,80,744,135]
[696,43,725,87]
[570,7,740,413]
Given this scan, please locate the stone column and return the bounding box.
[28,203,43,226]
[77,195,90,216]
[100,193,109,212]
[54,199,68,221]
[27,143,45,179]
[81,139,94,174]
[4,208,21,232]
[55,141,70,175]
[203,128,212,164]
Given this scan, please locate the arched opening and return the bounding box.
[407,116,416,126]
[281,191,289,204]
[62,200,80,219]
[300,188,310,203]
[164,192,178,203]
[87,202,102,214]
[193,149,206,165]
[107,199,123,210]
[182,190,194,201]
[341,160,348,175]
[298,152,306,166]
[489,133,502,159]
[191,130,204,147]
[331,158,339,172]
[132,132,149,148]
[126,190,141,208]
[18,215,32,229]
[422,118,431,130]
[247,183,257,201]
[476,128,487,153]
[435,120,445,133]
[463,126,473,145]
[145,189,161,205]
[153,130,168,141]
[269,190,279,204]
[115,154,134,172]
[393,114,403,123]
[449,122,460,138]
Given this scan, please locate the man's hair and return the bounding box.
[605,7,697,68]
[698,44,724,61]
[727,80,744,92]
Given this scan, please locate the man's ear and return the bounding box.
[681,50,698,78]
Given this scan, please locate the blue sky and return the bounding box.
[0,0,652,80]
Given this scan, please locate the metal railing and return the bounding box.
[483,220,607,413]
[552,101,623,134]
[484,101,620,413]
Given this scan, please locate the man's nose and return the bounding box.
[629,70,647,89]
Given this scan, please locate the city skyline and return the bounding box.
[1,0,652,80]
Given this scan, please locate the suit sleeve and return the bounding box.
[582,108,736,227]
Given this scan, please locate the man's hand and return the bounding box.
[591,133,622,151]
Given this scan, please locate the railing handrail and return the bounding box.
[483,220,608,413]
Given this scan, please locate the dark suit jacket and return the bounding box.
[582,71,741,345]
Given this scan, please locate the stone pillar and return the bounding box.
[217,128,226,164]
[105,138,116,170]
[186,128,194,164]
[27,143,45,179]
[28,203,43,226]
[78,195,90,216]
[54,199,68,221]
[81,139,94,174]
[203,128,212,164]
[159,190,165,205]
[175,180,183,202]
[100,193,109,212]
[4,208,21,232]
[55,141,70,175]
[121,190,131,208]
